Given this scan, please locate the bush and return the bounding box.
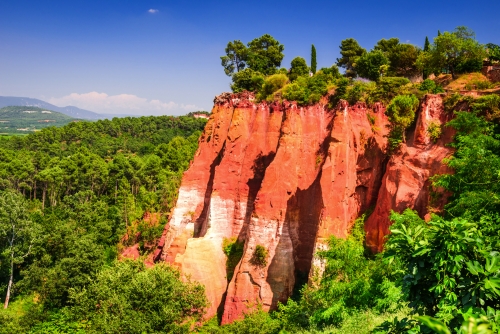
[385,94,419,144]
[276,217,404,331]
[222,237,244,281]
[427,121,442,142]
[418,79,445,94]
[372,77,411,104]
[257,74,288,102]
[251,245,268,267]
[282,72,332,105]
[231,68,265,93]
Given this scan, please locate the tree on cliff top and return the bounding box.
[246,34,285,76]
[355,50,389,81]
[311,44,317,74]
[288,57,309,82]
[336,38,366,78]
[220,40,248,76]
[374,38,420,78]
[417,26,485,79]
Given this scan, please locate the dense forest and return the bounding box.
[0,115,208,332]
[1,26,500,333]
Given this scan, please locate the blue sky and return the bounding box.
[1,0,499,115]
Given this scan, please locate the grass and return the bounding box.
[444,72,499,91]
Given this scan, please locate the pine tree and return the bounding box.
[438,30,441,36]
[311,44,317,74]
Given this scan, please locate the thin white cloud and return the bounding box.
[48,92,200,116]
[148,9,159,14]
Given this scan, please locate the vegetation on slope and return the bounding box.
[0,106,77,134]
[0,114,208,332]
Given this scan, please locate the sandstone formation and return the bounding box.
[157,92,454,322]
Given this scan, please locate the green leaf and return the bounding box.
[416,316,451,334]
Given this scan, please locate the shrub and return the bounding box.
[257,74,288,102]
[222,237,244,281]
[385,94,419,144]
[372,77,411,104]
[427,121,442,142]
[329,77,350,106]
[282,78,309,105]
[231,68,265,93]
[276,216,404,330]
[251,245,268,267]
[418,79,445,94]
[319,65,341,79]
[282,72,333,105]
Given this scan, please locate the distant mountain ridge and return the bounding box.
[0,96,134,120]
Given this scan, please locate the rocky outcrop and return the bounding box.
[365,95,454,252]
[158,92,454,322]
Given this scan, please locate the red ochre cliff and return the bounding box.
[157,92,454,322]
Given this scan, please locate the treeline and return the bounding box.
[0,115,209,333]
[221,27,499,105]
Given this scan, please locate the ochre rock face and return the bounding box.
[364,94,454,252]
[158,92,454,322]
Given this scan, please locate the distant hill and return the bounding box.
[0,106,78,134]
[0,96,135,120]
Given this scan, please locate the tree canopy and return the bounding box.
[336,38,366,78]
[220,40,248,76]
[246,34,285,76]
[417,26,485,78]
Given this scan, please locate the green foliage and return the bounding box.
[231,68,265,93]
[486,43,500,62]
[427,120,442,142]
[220,40,248,76]
[419,79,445,94]
[276,216,404,331]
[0,190,39,308]
[289,57,309,82]
[0,106,76,134]
[0,114,204,328]
[372,76,411,104]
[387,43,421,78]
[282,71,333,105]
[222,237,244,281]
[311,44,317,74]
[69,260,207,333]
[336,38,366,78]
[465,80,495,91]
[256,74,289,102]
[222,34,285,78]
[252,245,268,267]
[374,38,421,78]
[247,34,285,76]
[417,26,486,78]
[386,94,419,144]
[200,309,282,334]
[356,50,390,81]
[320,65,341,79]
[385,209,500,330]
